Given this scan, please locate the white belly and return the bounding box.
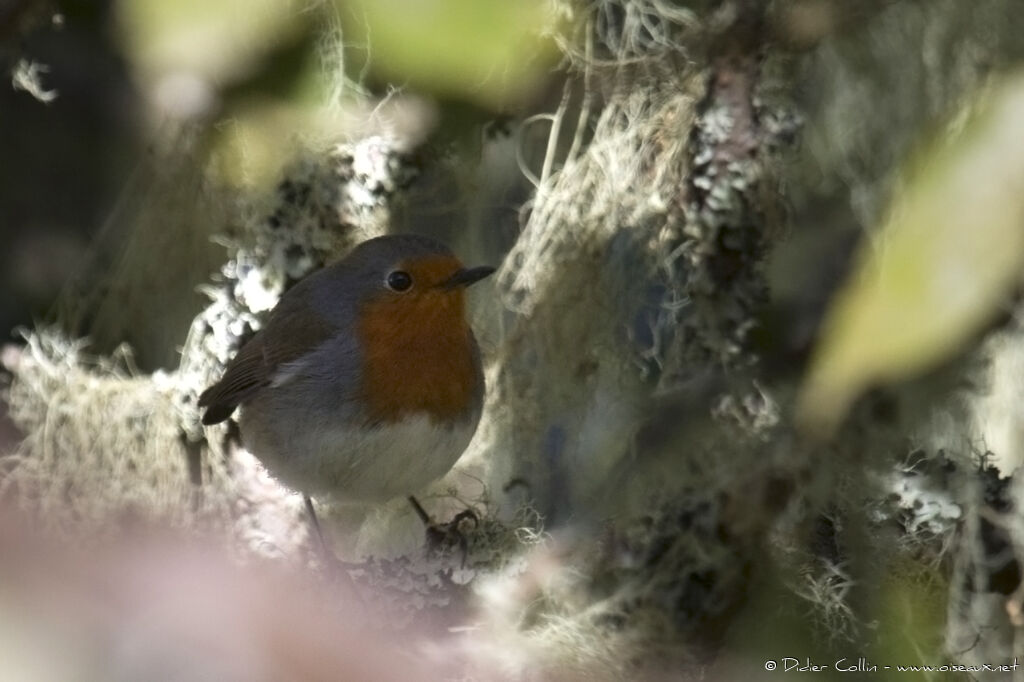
[241,411,476,503]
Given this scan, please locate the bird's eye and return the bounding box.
[386,270,413,292]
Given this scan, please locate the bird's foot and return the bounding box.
[425,508,479,558]
[407,496,479,565]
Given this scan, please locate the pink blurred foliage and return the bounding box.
[0,507,449,682]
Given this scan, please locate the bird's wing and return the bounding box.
[198,300,337,425]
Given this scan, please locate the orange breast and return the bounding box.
[357,286,478,425]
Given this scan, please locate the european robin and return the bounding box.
[198,234,494,545]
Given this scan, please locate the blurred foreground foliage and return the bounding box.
[113,0,558,187]
[800,72,1024,434]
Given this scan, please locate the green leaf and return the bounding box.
[867,557,949,677]
[115,1,343,189]
[336,0,558,109]
[798,72,1024,434]
[114,0,310,86]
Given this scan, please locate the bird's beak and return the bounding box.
[439,265,496,290]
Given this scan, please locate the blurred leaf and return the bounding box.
[206,102,336,190]
[204,30,328,189]
[336,0,558,109]
[113,0,559,187]
[114,0,310,86]
[798,73,1024,434]
[868,557,952,678]
[115,1,346,189]
[218,28,321,105]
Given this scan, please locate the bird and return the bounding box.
[198,234,495,555]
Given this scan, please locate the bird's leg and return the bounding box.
[304,494,331,562]
[407,494,432,525]
[407,495,478,565]
[304,495,367,607]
